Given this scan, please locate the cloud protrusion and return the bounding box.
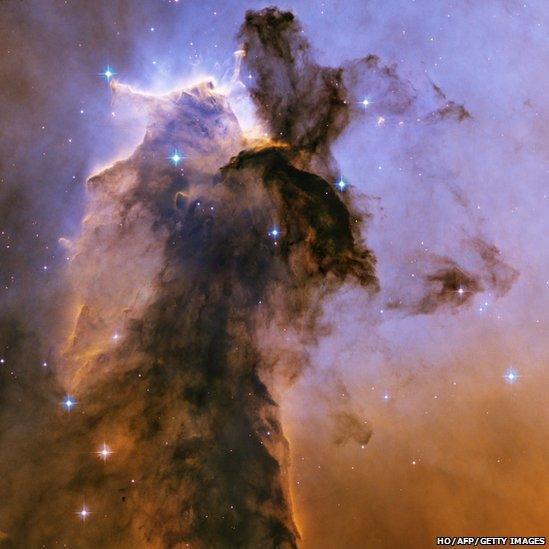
[387,239,518,315]
[239,8,349,159]
[331,410,373,447]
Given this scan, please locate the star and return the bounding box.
[101,66,116,81]
[62,395,76,411]
[269,228,280,238]
[96,443,112,462]
[337,179,347,191]
[169,150,183,166]
[503,367,519,384]
[362,98,370,107]
[77,506,90,521]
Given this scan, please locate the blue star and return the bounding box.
[337,179,347,191]
[169,150,183,166]
[62,395,76,411]
[269,228,280,239]
[101,66,116,81]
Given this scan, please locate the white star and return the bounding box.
[77,506,90,521]
[504,368,519,384]
[96,443,112,462]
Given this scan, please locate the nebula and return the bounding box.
[2,9,378,545]
[57,74,376,546]
[0,4,538,548]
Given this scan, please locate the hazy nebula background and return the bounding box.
[0,1,547,547]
